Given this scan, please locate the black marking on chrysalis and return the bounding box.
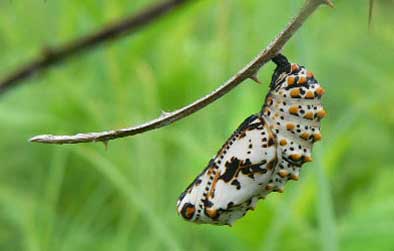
[271,54,291,88]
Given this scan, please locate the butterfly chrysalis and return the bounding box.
[177,54,326,226]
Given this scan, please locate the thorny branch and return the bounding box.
[30,0,334,145]
[0,0,191,95]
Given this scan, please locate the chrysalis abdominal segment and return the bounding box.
[177,54,326,226]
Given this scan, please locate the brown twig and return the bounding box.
[0,0,191,95]
[30,0,334,145]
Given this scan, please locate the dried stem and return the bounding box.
[0,0,191,95]
[368,0,374,28]
[30,0,333,145]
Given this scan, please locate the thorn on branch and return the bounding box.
[324,0,335,8]
[160,110,172,118]
[102,140,109,150]
[250,74,262,84]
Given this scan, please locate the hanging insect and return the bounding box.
[176,54,326,226]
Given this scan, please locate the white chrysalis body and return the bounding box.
[177,54,326,226]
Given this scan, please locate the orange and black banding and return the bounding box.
[264,54,326,188]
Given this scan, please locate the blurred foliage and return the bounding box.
[0,0,394,250]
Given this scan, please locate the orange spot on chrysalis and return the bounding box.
[205,208,218,219]
[286,123,295,131]
[186,206,196,218]
[287,76,296,86]
[301,132,310,140]
[305,91,315,99]
[316,87,326,96]
[290,88,301,98]
[291,64,299,73]
[317,109,327,119]
[290,154,302,161]
[313,133,322,142]
[279,139,288,146]
[266,96,273,106]
[298,76,307,84]
[303,112,314,120]
[279,170,289,177]
[290,174,299,181]
[289,106,299,115]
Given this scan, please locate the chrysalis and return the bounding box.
[176,54,326,226]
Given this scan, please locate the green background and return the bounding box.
[0,0,393,250]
